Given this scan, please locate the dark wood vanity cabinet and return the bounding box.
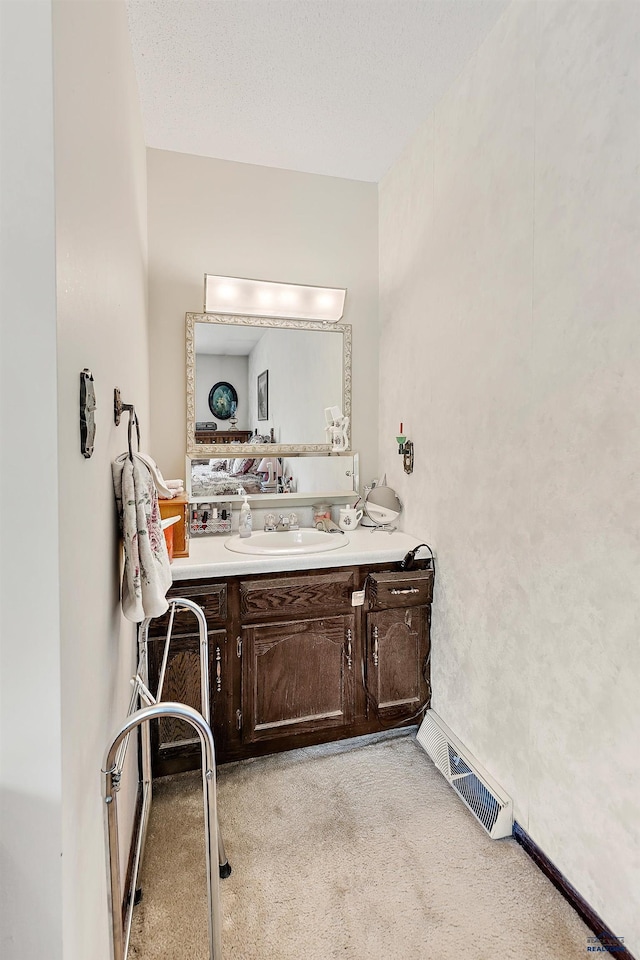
[147,628,222,771]
[147,563,433,776]
[146,581,230,773]
[364,571,433,723]
[237,569,359,751]
[241,614,356,744]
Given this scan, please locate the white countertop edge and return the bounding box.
[170,529,426,580]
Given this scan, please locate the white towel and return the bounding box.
[112,454,172,622]
[115,452,183,499]
[133,452,176,499]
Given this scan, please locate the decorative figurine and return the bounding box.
[325,406,349,451]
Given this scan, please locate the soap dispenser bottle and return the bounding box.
[238,488,252,538]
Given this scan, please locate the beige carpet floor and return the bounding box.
[130,731,591,960]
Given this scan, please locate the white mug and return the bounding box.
[339,507,363,531]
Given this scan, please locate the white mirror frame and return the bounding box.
[186,312,352,458]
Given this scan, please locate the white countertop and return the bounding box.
[170,528,428,580]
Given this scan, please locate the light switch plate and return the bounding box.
[351,590,365,607]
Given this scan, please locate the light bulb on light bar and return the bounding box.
[217,283,237,300]
[204,275,346,322]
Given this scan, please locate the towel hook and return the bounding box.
[113,387,134,426]
[114,388,140,461]
[127,409,140,461]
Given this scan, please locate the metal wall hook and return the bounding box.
[114,388,140,460]
[114,387,134,426]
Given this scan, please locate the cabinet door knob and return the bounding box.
[373,624,379,667]
[346,628,352,670]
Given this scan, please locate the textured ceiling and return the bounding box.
[127,0,508,182]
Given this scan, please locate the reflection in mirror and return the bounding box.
[186,314,351,455]
[186,454,357,501]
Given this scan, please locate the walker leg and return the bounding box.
[174,597,232,882]
[218,827,231,879]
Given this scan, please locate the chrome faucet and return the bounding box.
[264,512,299,532]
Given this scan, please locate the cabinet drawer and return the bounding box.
[240,570,356,621]
[149,583,227,635]
[367,570,433,608]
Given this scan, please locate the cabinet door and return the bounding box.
[366,606,430,722]
[241,615,355,744]
[148,629,225,776]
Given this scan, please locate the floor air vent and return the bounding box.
[416,710,513,839]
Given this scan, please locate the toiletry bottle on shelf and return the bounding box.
[238,488,252,538]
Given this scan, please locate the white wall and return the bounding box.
[379,0,640,952]
[0,3,63,958]
[246,328,343,444]
[196,354,249,427]
[281,456,357,496]
[52,2,149,958]
[147,149,379,484]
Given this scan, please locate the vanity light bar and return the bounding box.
[204,275,346,322]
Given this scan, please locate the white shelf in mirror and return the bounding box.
[188,490,355,505]
[185,453,359,506]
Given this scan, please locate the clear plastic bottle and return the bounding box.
[238,489,252,538]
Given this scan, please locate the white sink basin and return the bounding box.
[224,529,349,556]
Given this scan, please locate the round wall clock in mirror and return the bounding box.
[208,381,238,420]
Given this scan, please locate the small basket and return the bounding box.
[190,501,233,536]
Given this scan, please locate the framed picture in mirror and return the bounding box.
[257,370,268,421]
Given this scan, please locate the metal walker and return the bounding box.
[102,598,229,960]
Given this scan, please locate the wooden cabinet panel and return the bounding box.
[149,582,227,636]
[241,615,355,743]
[195,430,253,444]
[366,606,430,722]
[240,570,356,620]
[148,629,225,777]
[368,570,434,609]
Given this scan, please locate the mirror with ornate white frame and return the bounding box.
[186,312,351,458]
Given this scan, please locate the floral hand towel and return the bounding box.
[112,454,172,622]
